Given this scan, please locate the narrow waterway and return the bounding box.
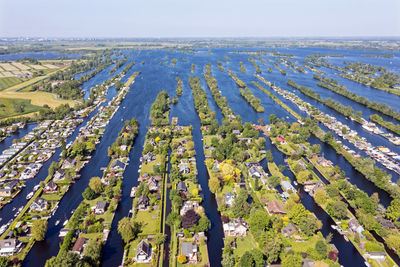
[14,48,400,266]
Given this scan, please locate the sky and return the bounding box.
[0,0,399,38]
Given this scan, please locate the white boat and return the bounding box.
[130,187,137,198]
[63,220,68,226]
[33,185,40,192]
[26,192,34,200]
[55,220,60,226]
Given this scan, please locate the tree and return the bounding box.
[249,210,271,236]
[48,162,59,177]
[268,175,280,188]
[221,252,235,267]
[82,187,96,200]
[232,190,250,218]
[386,235,400,252]
[89,177,103,194]
[182,209,200,229]
[311,144,321,154]
[154,234,166,245]
[195,216,210,232]
[314,188,327,205]
[327,201,348,220]
[323,132,334,143]
[287,204,307,224]
[177,255,187,264]
[326,183,340,198]
[281,253,303,267]
[118,217,135,243]
[0,257,10,267]
[209,177,221,194]
[266,150,273,162]
[297,170,310,184]
[298,215,319,236]
[32,219,47,241]
[269,114,278,124]
[105,186,114,199]
[315,240,327,258]
[251,249,265,267]
[263,235,282,264]
[83,239,102,264]
[386,199,400,221]
[239,251,255,267]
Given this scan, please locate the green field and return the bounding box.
[0,77,24,90]
[0,97,43,119]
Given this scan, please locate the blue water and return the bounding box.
[9,47,399,267]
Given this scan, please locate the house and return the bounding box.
[0,188,12,197]
[223,218,249,237]
[177,146,186,155]
[71,237,86,255]
[111,160,125,171]
[143,152,156,163]
[282,223,297,237]
[280,180,295,192]
[44,181,58,193]
[61,158,76,169]
[303,181,324,196]
[376,217,396,230]
[4,180,17,191]
[30,197,47,212]
[179,162,190,174]
[248,166,262,178]
[276,136,287,144]
[138,195,150,210]
[0,239,20,256]
[147,177,159,192]
[53,169,66,181]
[177,181,187,193]
[95,201,107,215]
[181,242,198,263]
[317,157,333,167]
[224,192,235,207]
[266,200,286,215]
[136,240,152,263]
[180,201,199,216]
[297,160,307,169]
[232,129,241,136]
[348,218,364,237]
[302,259,315,267]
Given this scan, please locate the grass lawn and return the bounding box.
[136,209,160,235]
[0,77,24,90]
[177,238,209,267]
[267,162,285,179]
[233,234,257,259]
[0,97,42,119]
[125,239,156,266]
[288,235,319,253]
[79,232,102,240]
[141,154,164,175]
[41,193,62,201]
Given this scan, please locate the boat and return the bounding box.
[63,220,68,226]
[55,220,60,226]
[33,185,40,192]
[26,192,34,200]
[293,181,298,186]
[130,187,137,198]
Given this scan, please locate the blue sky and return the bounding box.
[1,0,399,37]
